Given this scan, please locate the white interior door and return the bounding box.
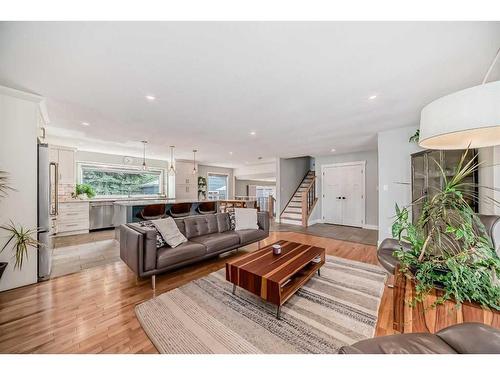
[322,163,365,227]
[341,164,364,226]
[323,166,342,224]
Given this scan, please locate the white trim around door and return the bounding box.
[321,160,366,228]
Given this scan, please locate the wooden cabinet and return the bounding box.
[411,149,478,222]
[56,201,90,236]
[49,146,76,185]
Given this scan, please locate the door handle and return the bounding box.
[342,197,346,200]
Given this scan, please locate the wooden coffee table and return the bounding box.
[225,240,325,319]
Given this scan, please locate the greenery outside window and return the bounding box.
[207,173,228,200]
[78,163,163,198]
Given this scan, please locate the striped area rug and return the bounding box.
[135,255,386,353]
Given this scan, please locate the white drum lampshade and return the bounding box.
[419,80,500,149]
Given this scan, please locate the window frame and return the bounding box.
[207,172,229,200]
[77,161,165,199]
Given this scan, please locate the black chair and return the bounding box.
[169,203,192,218]
[196,201,217,215]
[136,204,167,220]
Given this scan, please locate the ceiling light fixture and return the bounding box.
[419,48,500,149]
[192,149,198,175]
[168,146,176,176]
[145,95,156,101]
[141,140,148,170]
[81,122,90,126]
[331,148,336,152]
[368,95,377,100]
[229,151,233,155]
[250,131,256,136]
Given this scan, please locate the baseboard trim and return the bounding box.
[307,218,324,226]
[362,224,379,231]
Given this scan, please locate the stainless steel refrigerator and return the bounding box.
[38,143,57,280]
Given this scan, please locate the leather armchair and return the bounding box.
[338,322,500,354]
[377,214,500,276]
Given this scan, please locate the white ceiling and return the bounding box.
[1,22,499,168]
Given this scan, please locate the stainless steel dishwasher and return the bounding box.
[89,201,115,230]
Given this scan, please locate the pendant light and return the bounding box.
[419,48,500,149]
[168,146,176,176]
[192,149,198,175]
[141,140,148,170]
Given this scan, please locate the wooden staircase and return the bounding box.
[280,171,318,227]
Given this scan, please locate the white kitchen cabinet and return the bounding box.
[49,146,75,185]
[56,201,90,236]
[174,161,198,200]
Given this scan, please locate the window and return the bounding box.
[79,164,163,197]
[207,173,228,200]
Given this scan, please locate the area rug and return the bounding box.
[135,255,387,354]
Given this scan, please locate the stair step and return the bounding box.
[284,207,302,213]
[281,212,302,219]
[280,218,303,225]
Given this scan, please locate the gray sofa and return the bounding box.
[120,212,269,289]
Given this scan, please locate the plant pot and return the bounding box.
[0,262,7,279]
[409,264,447,290]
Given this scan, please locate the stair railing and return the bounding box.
[301,176,317,227]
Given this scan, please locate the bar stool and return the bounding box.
[169,203,192,218]
[136,204,167,221]
[196,201,217,215]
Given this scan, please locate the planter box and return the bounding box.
[393,268,500,333]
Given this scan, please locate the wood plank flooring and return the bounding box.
[0,231,393,353]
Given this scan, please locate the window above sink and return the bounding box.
[77,162,164,198]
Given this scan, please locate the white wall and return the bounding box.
[277,156,311,216]
[233,161,276,181]
[0,86,41,292]
[235,179,276,196]
[377,126,422,244]
[478,146,500,215]
[309,150,379,227]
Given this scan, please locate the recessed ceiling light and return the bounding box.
[145,95,156,101]
[369,95,377,100]
[81,122,90,126]
[229,151,233,155]
[250,131,256,136]
[330,148,336,152]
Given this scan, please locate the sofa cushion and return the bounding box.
[191,232,240,253]
[346,333,457,354]
[216,212,231,232]
[236,229,266,245]
[436,322,500,354]
[156,241,206,269]
[184,215,219,239]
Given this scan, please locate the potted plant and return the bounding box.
[392,150,500,310]
[73,183,96,199]
[198,176,207,200]
[0,170,39,279]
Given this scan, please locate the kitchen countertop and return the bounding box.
[113,199,217,206]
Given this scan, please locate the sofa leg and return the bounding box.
[258,241,261,249]
[151,275,156,290]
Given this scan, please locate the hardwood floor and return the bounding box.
[0,231,393,353]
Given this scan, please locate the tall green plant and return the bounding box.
[392,150,500,310]
[0,170,39,272]
[0,170,15,197]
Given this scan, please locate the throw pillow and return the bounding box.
[227,208,236,230]
[138,221,167,249]
[151,217,188,248]
[234,208,259,231]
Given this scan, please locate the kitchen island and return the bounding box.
[113,198,258,226]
